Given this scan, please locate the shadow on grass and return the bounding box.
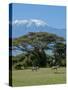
[54,71,65,74]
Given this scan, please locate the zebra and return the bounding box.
[51,65,59,70]
[32,66,39,71]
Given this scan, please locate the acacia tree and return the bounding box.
[12,32,65,67]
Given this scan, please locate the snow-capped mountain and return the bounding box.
[10,19,66,39]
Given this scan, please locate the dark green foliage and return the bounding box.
[14,64,22,70]
[53,42,66,66]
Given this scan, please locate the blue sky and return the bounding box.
[12,3,66,29]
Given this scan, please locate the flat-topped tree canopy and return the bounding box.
[12,32,65,46]
[12,32,65,57]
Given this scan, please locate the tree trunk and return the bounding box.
[33,48,47,67]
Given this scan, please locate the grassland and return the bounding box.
[12,67,66,87]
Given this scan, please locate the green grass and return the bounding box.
[12,67,66,87]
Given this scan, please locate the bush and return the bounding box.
[14,64,22,70]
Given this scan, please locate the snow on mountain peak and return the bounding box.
[30,19,47,26]
[12,19,47,27]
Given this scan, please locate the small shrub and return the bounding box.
[14,64,22,70]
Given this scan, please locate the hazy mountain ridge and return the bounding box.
[10,19,66,39]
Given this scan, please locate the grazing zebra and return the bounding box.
[51,65,59,70]
[32,66,39,71]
